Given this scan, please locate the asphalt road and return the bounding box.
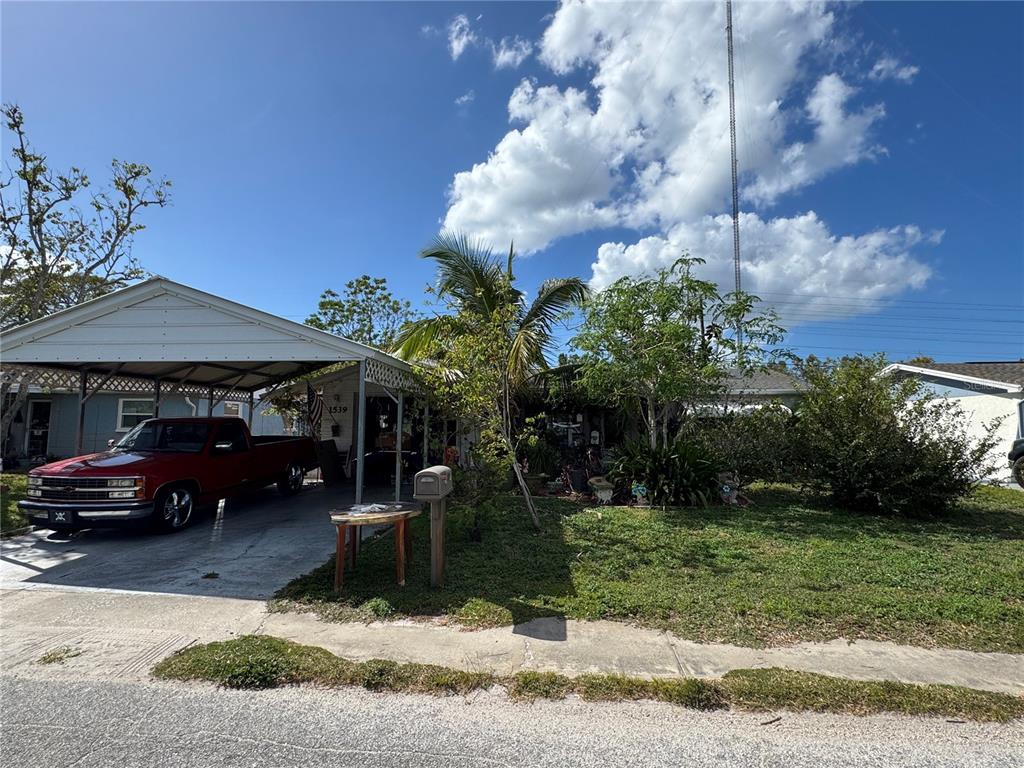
[2,673,1020,768]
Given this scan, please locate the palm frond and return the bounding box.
[391,315,457,361]
[420,231,519,315]
[508,278,589,385]
[520,278,590,342]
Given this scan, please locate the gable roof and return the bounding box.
[882,361,1024,394]
[723,368,803,395]
[0,277,411,393]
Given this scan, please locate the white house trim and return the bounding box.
[881,363,1022,394]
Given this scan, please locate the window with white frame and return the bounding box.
[223,402,241,418]
[117,398,154,431]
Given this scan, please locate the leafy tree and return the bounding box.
[0,105,170,327]
[571,255,786,449]
[0,104,170,443]
[305,275,414,350]
[395,232,589,529]
[795,355,1002,514]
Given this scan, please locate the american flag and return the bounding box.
[306,382,323,437]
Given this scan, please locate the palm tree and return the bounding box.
[394,231,589,528]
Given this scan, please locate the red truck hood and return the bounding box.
[32,451,172,476]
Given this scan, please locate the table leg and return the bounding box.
[334,524,345,592]
[349,526,358,570]
[404,519,413,565]
[395,518,407,586]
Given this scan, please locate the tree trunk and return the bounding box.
[510,452,542,531]
[647,396,657,450]
[0,380,30,455]
[500,374,540,530]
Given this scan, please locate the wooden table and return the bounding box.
[329,504,421,592]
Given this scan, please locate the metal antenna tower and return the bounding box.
[725,0,743,353]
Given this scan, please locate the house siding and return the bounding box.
[8,392,285,459]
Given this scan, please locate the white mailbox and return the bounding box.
[414,465,453,501]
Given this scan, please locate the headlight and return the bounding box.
[108,490,137,499]
[27,476,42,486]
[109,478,139,488]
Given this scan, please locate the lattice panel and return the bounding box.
[1,364,249,402]
[364,357,421,393]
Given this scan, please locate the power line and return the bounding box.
[754,291,1022,310]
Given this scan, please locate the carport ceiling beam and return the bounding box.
[158,365,201,406]
[80,363,125,405]
[210,374,248,408]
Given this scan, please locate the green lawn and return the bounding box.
[1,472,29,535]
[274,485,1024,652]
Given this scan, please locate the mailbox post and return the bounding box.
[413,465,453,588]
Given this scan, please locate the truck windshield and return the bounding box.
[114,422,210,453]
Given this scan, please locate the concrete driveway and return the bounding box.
[0,483,365,600]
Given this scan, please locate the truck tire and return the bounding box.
[153,484,195,533]
[278,463,305,496]
[1013,457,1024,490]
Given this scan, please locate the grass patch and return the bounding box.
[152,636,1024,722]
[506,671,575,700]
[721,668,1024,722]
[37,646,83,665]
[272,485,1024,653]
[1,472,29,536]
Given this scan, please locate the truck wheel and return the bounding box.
[153,485,195,533]
[1013,457,1024,490]
[278,463,305,496]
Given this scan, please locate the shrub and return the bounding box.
[692,404,799,485]
[359,597,395,619]
[519,431,562,477]
[795,356,1001,514]
[607,438,720,507]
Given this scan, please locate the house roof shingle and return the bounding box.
[902,361,1024,388]
[724,368,803,394]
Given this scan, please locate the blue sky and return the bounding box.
[3,1,1021,362]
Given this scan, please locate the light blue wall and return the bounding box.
[13,393,285,458]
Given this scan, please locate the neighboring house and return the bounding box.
[541,367,805,451]
[3,386,285,462]
[882,361,1024,484]
[721,368,804,411]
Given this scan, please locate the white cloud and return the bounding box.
[492,36,533,69]
[744,74,885,207]
[590,213,936,321]
[454,90,475,107]
[869,56,920,83]
[441,1,935,323]
[446,80,620,250]
[447,14,476,61]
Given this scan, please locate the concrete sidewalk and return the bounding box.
[2,586,1022,695]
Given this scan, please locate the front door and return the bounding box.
[25,400,52,458]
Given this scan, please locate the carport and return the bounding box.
[0,277,420,503]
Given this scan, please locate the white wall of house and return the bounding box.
[944,392,1022,484]
[309,367,391,452]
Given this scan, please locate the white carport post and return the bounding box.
[394,391,404,502]
[355,360,367,505]
[247,391,254,429]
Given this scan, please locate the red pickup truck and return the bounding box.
[19,417,319,533]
